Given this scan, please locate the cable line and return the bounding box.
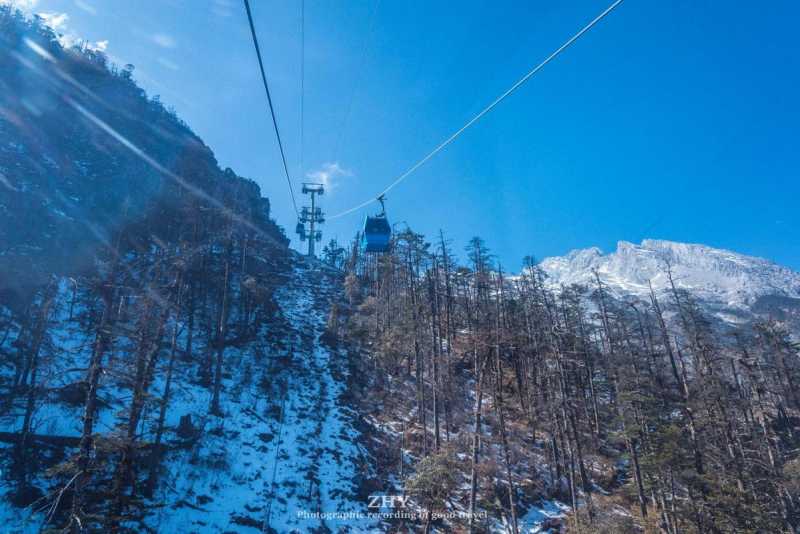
[300,0,305,178]
[243,0,299,217]
[329,0,624,220]
[332,0,382,163]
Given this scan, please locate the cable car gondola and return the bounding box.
[362,195,391,253]
[295,222,306,241]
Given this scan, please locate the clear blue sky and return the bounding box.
[14,0,800,270]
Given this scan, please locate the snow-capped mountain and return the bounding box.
[538,239,800,323]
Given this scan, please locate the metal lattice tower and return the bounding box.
[296,183,324,257]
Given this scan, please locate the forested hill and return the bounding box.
[4,6,800,534]
[0,6,287,305]
[0,8,379,533]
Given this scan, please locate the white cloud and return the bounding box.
[2,2,109,54]
[26,10,109,53]
[212,0,233,18]
[305,162,352,192]
[157,57,179,71]
[73,0,96,15]
[151,33,175,49]
[37,11,68,32]
[1,0,39,11]
[88,39,107,52]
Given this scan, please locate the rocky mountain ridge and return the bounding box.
[538,239,800,325]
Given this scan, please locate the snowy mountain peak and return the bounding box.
[565,246,603,263]
[538,239,800,310]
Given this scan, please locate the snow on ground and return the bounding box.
[146,260,376,533]
[0,261,376,532]
[0,258,570,533]
[515,500,569,533]
[0,280,102,533]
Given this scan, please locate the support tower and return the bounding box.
[296,183,324,257]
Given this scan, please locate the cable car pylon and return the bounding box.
[297,183,325,257]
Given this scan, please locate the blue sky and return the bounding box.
[11,0,800,270]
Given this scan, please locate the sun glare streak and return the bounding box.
[66,99,284,247]
[0,171,18,191]
[13,30,294,254]
[18,41,188,146]
[23,36,54,61]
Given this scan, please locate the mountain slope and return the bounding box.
[144,260,374,533]
[3,7,800,534]
[0,5,287,303]
[0,258,375,532]
[0,9,376,532]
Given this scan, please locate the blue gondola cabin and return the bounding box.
[362,214,391,253]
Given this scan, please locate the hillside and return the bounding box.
[0,8,374,533]
[339,232,800,533]
[3,5,800,534]
[0,5,287,302]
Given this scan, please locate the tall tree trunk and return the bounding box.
[71,271,117,531]
[427,268,441,451]
[147,279,184,495]
[211,239,232,415]
[109,300,169,531]
[20,283,56,451]
[468,351,489,534]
